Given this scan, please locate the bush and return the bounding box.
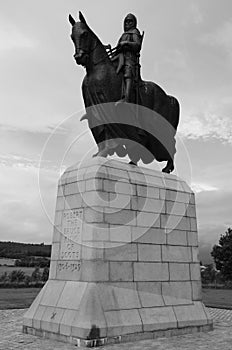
[225,280,232,289]
[42,267,49,281]
[31,267,41,281]
[0,280,46,288]
[0,272,8,282]
[201,264,216,284]
[8,270,25,283]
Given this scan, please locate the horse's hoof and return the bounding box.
[162,165,174,173]
[97,149,108,158]
[162,160,174,174]
[108,149,114,156]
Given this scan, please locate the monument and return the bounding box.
[23,11,213,347]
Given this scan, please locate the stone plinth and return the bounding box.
[23,158,213,347]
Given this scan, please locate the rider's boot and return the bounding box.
[124,78,132,103]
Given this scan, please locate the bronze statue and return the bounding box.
[112,13,143,104]
[69,11,180,173]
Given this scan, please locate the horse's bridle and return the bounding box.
[74,40,99,55]
[74,37,109,66]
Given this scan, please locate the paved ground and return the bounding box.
[0,308,232,350]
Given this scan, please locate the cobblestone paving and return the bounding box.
[208,307,232,326]
[0,308,232,350]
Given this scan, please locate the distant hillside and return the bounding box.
[0,241,51,259]
[0,240,213,264]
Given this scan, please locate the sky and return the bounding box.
[0,0,232,263]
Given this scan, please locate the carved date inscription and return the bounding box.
[57,261,81,272]
[60,209,83,261]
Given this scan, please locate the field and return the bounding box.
[0,258,16,265]
[0,287,231,310]
[0,288,41,309]
[202,288,232,309]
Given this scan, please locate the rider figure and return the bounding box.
[114,14,142,104]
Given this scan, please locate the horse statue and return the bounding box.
[69,11,180,173]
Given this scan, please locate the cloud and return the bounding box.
[200,19,232,63]
[179,112,232,143]
[196,186,232,263]
[189,3,203,25]
[191,183,218,193]
[0,164,58,243]
[210,20,232,52]
[0,119,93,243]
[0,154,41,168]
[0,122,82,170]
[197,189,232,240]
[0,18,36,52]
[161,49,187,71]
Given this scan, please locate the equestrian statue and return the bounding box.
[69,11,180,173]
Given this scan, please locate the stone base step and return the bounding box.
[23,280,213,342]
[23,323,213,347]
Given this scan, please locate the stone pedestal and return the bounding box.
[23,158,213,346]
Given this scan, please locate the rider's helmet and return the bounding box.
[124,13,137,32]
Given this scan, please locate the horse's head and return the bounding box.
[69,11,95,67]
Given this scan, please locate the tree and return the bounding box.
[31,267,41,281]
[0,272,8,282]
[24,275,31,286]
[201,264,216,284]
[211,228,232,281]
[9,270,25,283]
[42,267,49,281]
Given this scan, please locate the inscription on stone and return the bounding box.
[60,209,83,261]
[56,260,82,280]
[57,261,81,272]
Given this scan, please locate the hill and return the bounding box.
[0,240,212,264]
[0,241,51,259]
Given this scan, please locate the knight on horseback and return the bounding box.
[69,11,180,173]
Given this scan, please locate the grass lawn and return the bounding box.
[0,288,42,309]
[202,288,232,309]
[0,286,231,310]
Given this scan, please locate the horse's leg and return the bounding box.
[97,148,108,157]
[92,141,109,158]
[162,159,174,173]
[114,144,126,157]
[92,144,102,157]
[127,143,140,166]
[161,97,179,174]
